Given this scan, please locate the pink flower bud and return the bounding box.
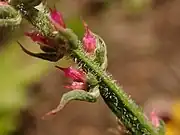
[150,110,160,127]
[0,1,8,6]
[55,66,86,82]
[82,21,96,53]
[64,82,86,90]
[50,8,66,28]
[25,31,49,44]
[25,31,56,48]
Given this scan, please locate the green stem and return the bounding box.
[71,48,158,134]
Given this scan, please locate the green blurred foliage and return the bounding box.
[0,40,50,135]
[122,0,151,15]
[66,17,84,39]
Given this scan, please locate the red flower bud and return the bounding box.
[82,21,96,53]
[25,31,49,45]
[55,66,86,82]
[25,31,56,49]
[150,110,160,127]
[50,8,66,28]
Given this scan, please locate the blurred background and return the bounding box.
[1,0,180,135]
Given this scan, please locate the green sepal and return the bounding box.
[0,4,22,27]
